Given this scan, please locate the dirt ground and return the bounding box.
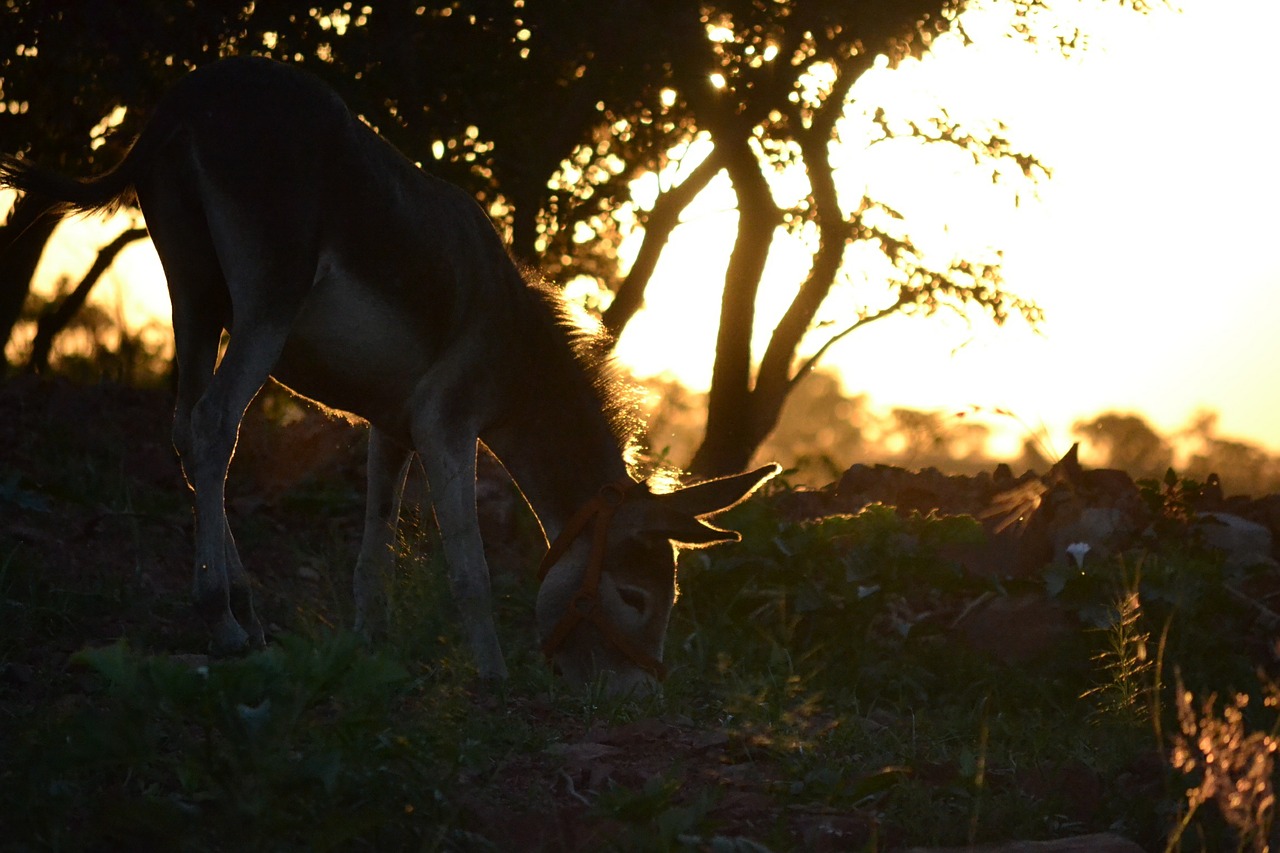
[0,376,894,849]
[0,376,1177,851]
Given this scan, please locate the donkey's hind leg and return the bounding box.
[353,427,414,640]
[181,320,292,654]
[143,188,267,652]
[170,295,267,651]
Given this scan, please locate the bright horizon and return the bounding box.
[613,0,1280,460]
[9,0,1280,466]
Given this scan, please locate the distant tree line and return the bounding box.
[645,369,1280,495]
[1074,411,1280,496]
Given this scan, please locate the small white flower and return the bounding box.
[1066,542,1091,569]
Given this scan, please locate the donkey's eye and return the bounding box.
[617,587,648,614]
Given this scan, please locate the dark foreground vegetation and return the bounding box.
[3,374,1280,851]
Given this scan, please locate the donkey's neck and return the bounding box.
[486,390,630,544]
[479,303,632,544]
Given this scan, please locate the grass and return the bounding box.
[3,379,1280,850]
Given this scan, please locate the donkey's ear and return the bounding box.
[655,463,780,519]
[644,515,742,548]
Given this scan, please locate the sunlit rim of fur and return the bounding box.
[521,267,666,482]
[522,269,637,443]
[526,281,684,492]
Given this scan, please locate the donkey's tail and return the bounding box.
[0,149,141,219]
[0,99,184,218]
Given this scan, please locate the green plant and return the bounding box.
[1168,670,1280,853]
[14,380,1280,850]
[5,634,484,851]
[591,773,715,851]
[1081,558,1159,726]
[674,498,988,697]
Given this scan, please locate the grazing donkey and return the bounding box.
[0,57,776,693]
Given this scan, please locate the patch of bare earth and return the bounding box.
[6,376,1248,850]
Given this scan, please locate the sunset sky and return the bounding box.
[615,0,1280,458]
[14,0,1280,462]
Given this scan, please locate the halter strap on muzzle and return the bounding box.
[537,479,668,681]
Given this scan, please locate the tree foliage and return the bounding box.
[0,0,1165,474]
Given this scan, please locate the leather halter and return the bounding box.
[537,479,668,681]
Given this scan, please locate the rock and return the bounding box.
[899,833,1144,852]
[796,812,875,852]
[1,662,35,685]
[543,742,623,763]
[1239,494,1280,558]
[1196,512,1277,570]
[952,591,1074,665]
[772,487,835,522]
[1013,761,1103,824]
[831,447,1153,580]
[1050,507,1128,565]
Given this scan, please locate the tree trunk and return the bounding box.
[0,194,59,370]
[747,133,850,454]
[27,226,149,372]
[690,54,868,476]
[688,137,780,477]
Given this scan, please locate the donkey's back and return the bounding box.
[130,58,527,432]
[4,56,550,658]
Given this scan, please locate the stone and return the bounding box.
[952,591,1074,665]
[899,832,1145,853]
[1196,512,1277,570]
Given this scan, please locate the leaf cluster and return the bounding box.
[4,634,475,851]
[675,493,988,692]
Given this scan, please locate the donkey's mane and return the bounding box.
[520,268,642,457]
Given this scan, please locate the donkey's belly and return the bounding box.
[272,270,437,432]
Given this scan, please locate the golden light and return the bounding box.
[613,0,1280,458]
[89,106,127,151]
[706,25,734,43]
[13,0,1280,461]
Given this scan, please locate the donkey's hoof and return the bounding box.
[208,619,251,658]
[245,621,267,649]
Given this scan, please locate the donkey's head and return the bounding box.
[535,463,779,695]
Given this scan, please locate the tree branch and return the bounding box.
[0,195,59,369]
[26,226,148,373]
[689,133,782,476]
[751,51,871,437]
[602,145,726,338]
[788,292,912,391]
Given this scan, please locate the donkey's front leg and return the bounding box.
[353,427,413,639]
[415,431,508,680]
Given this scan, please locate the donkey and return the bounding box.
[0,57,776,693]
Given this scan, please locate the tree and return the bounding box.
[25,226,148,372]
[1,1,1164,477]
[1074,412,1174,477]
[0,1,263,362]
[593,0,1162,475]
[0,2,681,365]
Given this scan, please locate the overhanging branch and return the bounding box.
[602,145,727,339]
[26,225,148,372]
[787,292,912,391]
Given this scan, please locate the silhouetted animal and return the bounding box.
[0,57,776,693]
